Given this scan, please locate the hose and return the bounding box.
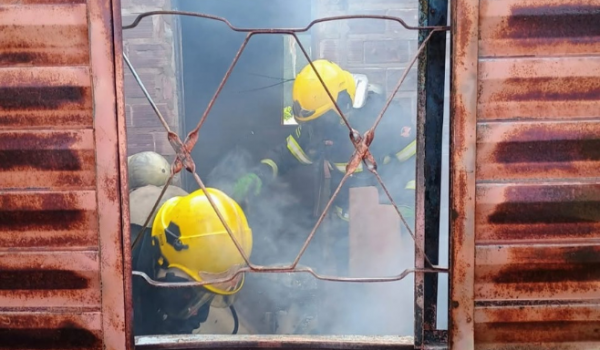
[230,305,239,335]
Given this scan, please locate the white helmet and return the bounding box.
[127,151,171,191]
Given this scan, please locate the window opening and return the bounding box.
[122,8,450,350]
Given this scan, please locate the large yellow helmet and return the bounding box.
[291,60,357,123]
[151,188,253,296]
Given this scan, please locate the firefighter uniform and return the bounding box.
[247,92,416,221]
[131,187,253,335]
[230,60,416,275]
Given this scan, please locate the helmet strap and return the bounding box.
[336,90,353,118]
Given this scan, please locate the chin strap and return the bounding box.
[229,305,239,334]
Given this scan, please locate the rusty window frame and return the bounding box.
[120,7,450,350]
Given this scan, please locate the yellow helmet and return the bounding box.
[151,188,253,296]
[292,60,357,123]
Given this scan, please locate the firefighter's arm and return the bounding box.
[259,124,314,180]
[233,124,313,201]
[377,137,417,194]
[380,138,416,168]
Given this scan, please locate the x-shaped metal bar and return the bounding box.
[123,11,450,287]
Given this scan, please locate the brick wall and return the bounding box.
[313,0,420,115]
[121,0,182,185]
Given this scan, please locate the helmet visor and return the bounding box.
[198,265,245,295]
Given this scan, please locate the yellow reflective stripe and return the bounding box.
[334,162,363,173]
[295,126,302,138]
[286,135,312,164]
[335,206,350,222]
[395,140,417,162]
[283,106,292,119]
[405,180,416,190]
[383,155,392,165]
[260,159,278,178]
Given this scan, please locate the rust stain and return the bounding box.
[0,132,89,171]
[0,209,89,232]
[449,0,478,338]
[502,4,600,39]
[475,321,600,343]
[489,122,600,166]
[505,245,600,264]
[0,87,88,110]
[488,263,600,284]
[0,232,96,249]
[0,53,39,65]
[494,139,600,163]
[454,2,474,65]
[0,52,88,67]
[0,269,88,290]
[488,200,599,224]
[0,23,90,67]
[102,176,119,203]
[479,223,598,242]
[0,150,88,171]
[18,0,87,3]
[487,185,600,227]
[0,321,100,350]
[0,132,81,149]
[0,112,92,128]
[476,299,596,307]
[55,173,93,187]
[491,77,600,103]
[0,193,92,233]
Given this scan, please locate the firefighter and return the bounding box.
[128,151,171,191]
[229,59,416,275]
[131,186,254,336]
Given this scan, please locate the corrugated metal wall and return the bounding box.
[450,0,600,349]
[0,1,131,350]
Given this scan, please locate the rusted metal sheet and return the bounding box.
[452,0,600,348]
[0,312,102,350]
[477,57,600,120]
[0,191,98,248]
[0,251,100,308]
[475,244,600,300]
[0,4,89,67]
[474,303,600,349]
[0,66,93,129]
[111,0,134,345]
[87,0,129,348]
[477,121,600,181]
[449,0,478,347]
[0,1,130,350]
[0,130,97,190]
[479,0,600,58]
[476,183,600,244]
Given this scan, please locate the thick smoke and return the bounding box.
[164,0,449,338]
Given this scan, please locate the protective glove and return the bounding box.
[232,173,263,202]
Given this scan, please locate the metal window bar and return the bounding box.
[122,11,450,349]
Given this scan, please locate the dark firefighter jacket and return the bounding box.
[253,93,416,220]
[131,223,211,336]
